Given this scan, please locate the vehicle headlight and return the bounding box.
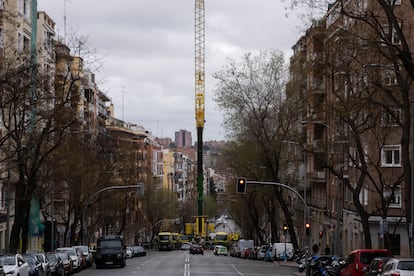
[117,253,123,259]
[6,270,14,275]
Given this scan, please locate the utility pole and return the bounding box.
[195,0,205,236]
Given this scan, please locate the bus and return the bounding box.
[158,232,173,251]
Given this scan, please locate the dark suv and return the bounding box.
[94,235,126,268]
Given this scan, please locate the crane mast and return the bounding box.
[195,0,205,236]
[195,0,205,129]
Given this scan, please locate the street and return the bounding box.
[77,250,299,276]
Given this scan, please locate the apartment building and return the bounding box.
[288,0,414,257]
[175,129,192,148]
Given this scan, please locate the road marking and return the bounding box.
[230,264,245,276]
[184,254,190,276]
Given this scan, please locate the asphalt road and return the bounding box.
[76,249,299,276]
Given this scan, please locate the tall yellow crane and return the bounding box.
[194,0,205,237]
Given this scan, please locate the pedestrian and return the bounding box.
[325,244,330,255]
[312,244,319,254]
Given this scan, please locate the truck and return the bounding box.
[158,232,174,251]
[213,231,229,247]
[94,235,126,268]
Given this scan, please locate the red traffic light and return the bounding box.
[305,223,311,235]
[236,177,247,194]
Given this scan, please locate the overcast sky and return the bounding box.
[37,0,303,141]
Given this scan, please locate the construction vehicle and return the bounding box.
[158,232,173,251]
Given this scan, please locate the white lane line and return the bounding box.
[230,264,245,276]
[184,254,190,276]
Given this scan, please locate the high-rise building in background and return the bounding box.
[175,129,192,148]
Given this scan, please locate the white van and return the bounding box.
[272,242,294,260]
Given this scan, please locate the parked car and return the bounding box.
[54,252,72,276]
[135,246,146,257]
[74,249,86,271]
[34,253,51,276]
[381,258,414,276]
[257,245,271,260]
[365,256,392,276]
[45,253,64,276]
[22,254,43,276]
[189,244,204,255]
[0,254,30,276]
[213,245,228,256]
[72,246,92,267]
[229,246,241,258]
[340,249,391,276]
[55,248,79,273]
[73,245,93,267]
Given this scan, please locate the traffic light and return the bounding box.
[319,231,324,238]
[305,223,311,235]
[283,224,288,233]
[236,177,247,194]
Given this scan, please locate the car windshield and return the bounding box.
[23,256,36,265]
[46,254,57,262]
[360,253,389,264]
[398,261,414,270]
[98,240,123,249]
[56,253,67,261]
[35,255,44,262]
[0,256,16,265]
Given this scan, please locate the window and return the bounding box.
[383,24,401,45]
[384,185,401,208]
[381,107,401,126]
[386,0,401,5]
[381,145,401,167]
[17,33,23,53]
[359,185,369,206]
[0,28,3,49]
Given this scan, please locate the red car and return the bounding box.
[340,249,391,276]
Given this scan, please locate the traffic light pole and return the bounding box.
[243,180,310,221]
[82,184,144,245]
[240,180,311,273]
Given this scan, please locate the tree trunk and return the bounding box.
[354,196,372,248]
[275,189,299,250]
[9,181,31,253]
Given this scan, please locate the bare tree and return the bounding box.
[214,50,301,248]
